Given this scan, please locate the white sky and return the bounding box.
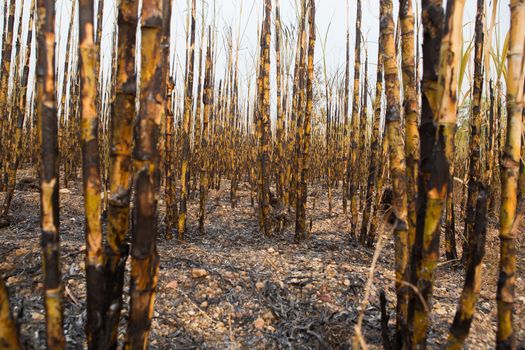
[0,0,512,121]
[166,0,510,105]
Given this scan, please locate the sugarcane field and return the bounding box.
[0,0,524,349]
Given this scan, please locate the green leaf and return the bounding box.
[459,40,474,95]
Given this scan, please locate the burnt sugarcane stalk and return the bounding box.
[379,0,409,345]
[275,0,285,207]
[60,0,77,189]
[199,28,213,233]
[408,0,444,343]
[496,0,525,347]
[0,0,15,189]
[295,0,315,240]
[125,0,164,347]
[37,0,66,347]
[0,277,20,349]
[79,0,106,346]
[399,0,420,253]
[342,30,350,215]
[257,0,272,236]
[163,0,176,240]
[178,0,196,240]
[359,27,383,245]
[412,0,466,347]
[463,0,485,265]
[103,0,138,347]
[293,0,308,240]
[445,185,488,349]
[164,72,177,240]
[1,0,36,220]
[349,0,362,238]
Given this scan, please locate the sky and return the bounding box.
[0,0,513,121]
[168,0,509,100]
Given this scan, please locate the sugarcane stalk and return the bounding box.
[496,1,525,347]
[412,0,466,346]
[103,0,138,347]
[37,0,66,347]
[125,0,164,347]
[178,0,196,240]
[379,0,410,345]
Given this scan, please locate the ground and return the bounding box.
[0,170,524,349]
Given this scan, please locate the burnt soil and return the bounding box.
[0,170,524,349]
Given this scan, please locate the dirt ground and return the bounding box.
[0,170,524,349]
